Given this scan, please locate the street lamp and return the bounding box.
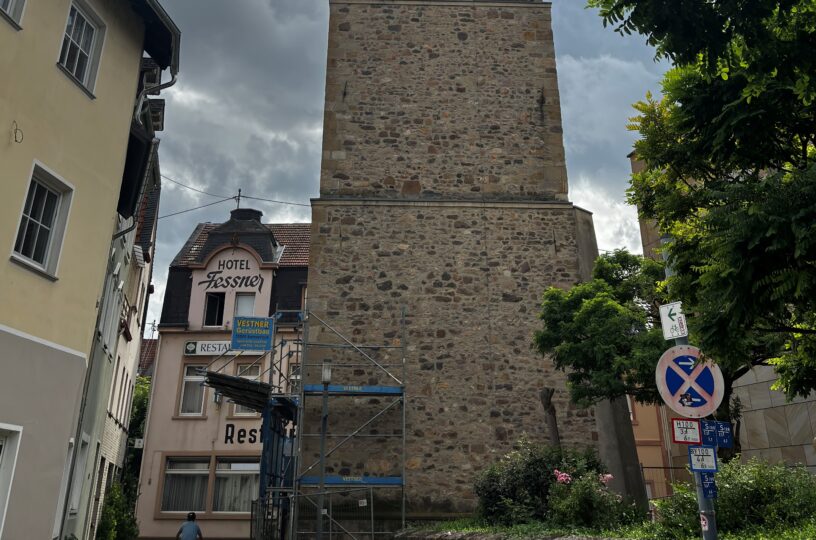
[317,360,332,539]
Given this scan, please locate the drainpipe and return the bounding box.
[134,74,177,125]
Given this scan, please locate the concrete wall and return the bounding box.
[304,0,599,516]
[0,1,149,537]
[0,0,144,354]
[0,326,86,540]
[137,329,301,539]
[733,366,816,470]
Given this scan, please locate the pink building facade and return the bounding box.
[136,209,308,539]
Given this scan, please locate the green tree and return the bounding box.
[124,376,150,482]
[95,377,150,539]
[587,0,816,397]
[95,482,138,540]
[533,250,666,407]
[534,250,750,455]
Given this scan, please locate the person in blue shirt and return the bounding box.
[176,512,204,540]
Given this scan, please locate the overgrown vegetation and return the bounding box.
[95,376,151,539]
[474,439,641,529]
[95,483,139,540]
[471,443,816,539]
[647,458,816,540]
[586,0,816,398]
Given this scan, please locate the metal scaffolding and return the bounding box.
[205,308,407,539]
[292,308,407,538]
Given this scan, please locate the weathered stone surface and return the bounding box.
[302,0,599,518]
[321,0,568,201]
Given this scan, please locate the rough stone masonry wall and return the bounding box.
[303,201,598,513]
[321,0,568,200]
[302,0,599,516]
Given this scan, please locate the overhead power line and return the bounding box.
[242,194,311,208]
[161,173,231,198]
[158,197,236,220]
[160,173,312,208]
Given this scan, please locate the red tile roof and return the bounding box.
[139,338,158,376]
[171,223,310,268]
[269,224,310,267]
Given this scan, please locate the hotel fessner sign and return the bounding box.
[197,257,265,292]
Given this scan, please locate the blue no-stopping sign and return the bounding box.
[655,345,725,418]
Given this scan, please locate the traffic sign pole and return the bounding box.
[662,239,718,540]
[672,337,717,539]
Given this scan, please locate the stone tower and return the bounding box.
[303,0,601,516]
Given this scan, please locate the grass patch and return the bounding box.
[412,517,816,540]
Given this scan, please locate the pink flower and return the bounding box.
[553,469,572,484]
[599,473,614,485]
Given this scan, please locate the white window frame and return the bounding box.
[178,365,206,416]
[0,0,25,27]
[68,434,90,513]
[161,458,210,512]
[11,162,74,279]
[234,364,261,416]
[234,292,256,318]
[0,423,22,539]
[212,458,260,513]
[57,1,106,94]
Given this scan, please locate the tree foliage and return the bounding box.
[533,250,667,407]
[588,0,816,396]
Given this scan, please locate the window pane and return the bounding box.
[65,7,76,35]
[33,227,51,265]
[162,473,208,512]
[216,459,259,471]
[72,15,85,41]
[30,183,47,222]
[213,460,259,512]
[22,181,36,215]
[20,221,39,259]
[185,365,203,377]
[204,293,225,326]
[75,52,89,83]
[235,365,261,414]
[59,37,71,66]
[237,365,260,378]
[42,191,58,227]
[0,0,10,14]
[180,381,204,414]
[167,459,209,471]
[234,293,255,317]
[66,43,79,74]
[81,24,94,53]
[14,217,28,254]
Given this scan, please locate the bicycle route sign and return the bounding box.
[659,301,688,340]
[655,345,724,418]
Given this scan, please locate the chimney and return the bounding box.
[230,208,263,222]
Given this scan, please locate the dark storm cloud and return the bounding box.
[144,0,666,328]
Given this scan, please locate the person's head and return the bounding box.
[187,512,196,522]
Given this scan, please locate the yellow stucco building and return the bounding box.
[0,1,178,538]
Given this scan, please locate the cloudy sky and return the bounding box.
[144,0,666,333]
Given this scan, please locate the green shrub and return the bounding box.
[95,482,139,540]
[716,458,816,531]
[473,438,604,525]
[652,458,816,539]
[547,472,640,530]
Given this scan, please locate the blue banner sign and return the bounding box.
[701,420,718,446]
[701,471,718,499]
[231,317,274,351]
